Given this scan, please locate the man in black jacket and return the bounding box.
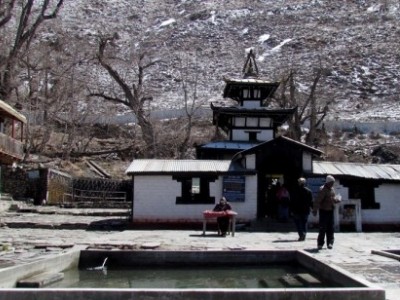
[291,177,313,241]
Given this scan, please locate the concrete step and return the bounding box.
[17,272,64,288]
[279,274,304,287]
[0,193,14,201]
[295,273,322,287]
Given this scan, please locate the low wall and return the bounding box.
[0,248,80,288]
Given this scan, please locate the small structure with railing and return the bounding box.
[0,100,26,164]
[60,177,131,209]
[62,188,128,208]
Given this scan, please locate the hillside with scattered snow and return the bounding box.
[54,0,400,122]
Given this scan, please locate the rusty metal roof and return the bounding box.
[313,161,400,181]
[125,159,249,175]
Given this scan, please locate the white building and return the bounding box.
[125,51,400,231]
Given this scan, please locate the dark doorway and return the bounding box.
[256,150,302,219]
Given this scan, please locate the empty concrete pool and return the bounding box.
[0,249,385,300]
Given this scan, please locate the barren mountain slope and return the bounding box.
[57,0,400,120]
[24,0,400,176]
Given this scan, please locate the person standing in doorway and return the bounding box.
[291,177,313,241]
[313,175,341,250]
[276,183,290,222]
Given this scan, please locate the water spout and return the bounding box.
[88,257,108,275]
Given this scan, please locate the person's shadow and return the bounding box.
[304,248,320,253]
[190,233,227,238]
[272,239,299,243]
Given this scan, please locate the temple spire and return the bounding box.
[242,49,259,78]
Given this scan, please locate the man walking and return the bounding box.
[313,175,341,250]
[291,177,313,241]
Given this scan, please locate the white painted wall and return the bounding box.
[363,183,400,224]
[302,153,312,172]
[240,175,258,219]
[245,154,256,169]
[132,174,258,222]
[242,101,260,108]
[231,129,249,141]
[232,129,273,141]
[257,130,274,141]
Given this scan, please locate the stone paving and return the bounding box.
[0,206,399,300]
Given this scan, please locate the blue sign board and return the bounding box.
[306,177,325,198]
[223,175,245,202]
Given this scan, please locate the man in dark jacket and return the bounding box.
[291,177,313,241]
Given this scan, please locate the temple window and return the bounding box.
[234,117,246,126]
[348,184,380,209]
[242,88,250,99]
[174,175,216,204]
[247,117,258,127]
[191,177,200,194]
[342,179,380,209]
[259,118,271,127]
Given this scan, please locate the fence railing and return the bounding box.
[0,132,24,160]
[62,188,127,207]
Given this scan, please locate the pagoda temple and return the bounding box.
[197,50,297,160]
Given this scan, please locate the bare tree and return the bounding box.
[0,0,64,101]
[277,66,332,144]
[0,0,15,28]
[91,35,159,158]
[174,51,206,158]
[19,30,96,161]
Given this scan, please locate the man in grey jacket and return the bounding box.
[313,175,341,250]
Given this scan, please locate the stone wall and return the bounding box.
[1,166,30,200]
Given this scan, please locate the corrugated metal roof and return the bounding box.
[126,159,235,174]
[224,77,277,85]
[200,141,259,150]
[0,100,27,123]
[313,161,400,181]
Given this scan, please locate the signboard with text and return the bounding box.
[223,175,245,202]
[306,177,325,198]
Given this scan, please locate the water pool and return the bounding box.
[0,249,385,300]
[48,263,340,289]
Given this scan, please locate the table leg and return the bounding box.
[231,216,236,237]
[202,219,206,235]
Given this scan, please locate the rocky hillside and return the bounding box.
[56,0,400,120]
[20,0,400,177]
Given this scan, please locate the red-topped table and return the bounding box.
[202,210,238,237]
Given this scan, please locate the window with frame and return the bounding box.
[234,117,246,127]
[242,88,250,99]
[174,175,216,204]
[247,117,258,127]
[241,87,262,100]
[344,180,380,209]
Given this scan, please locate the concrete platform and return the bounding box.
[0,206,399,299]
